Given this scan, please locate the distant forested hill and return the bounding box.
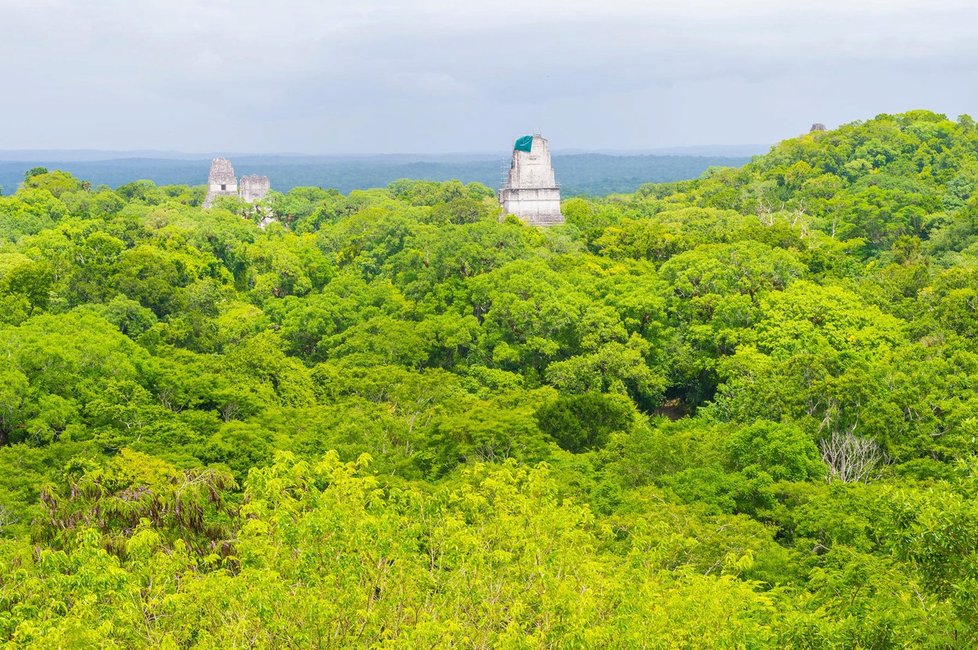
[0,152,751,197]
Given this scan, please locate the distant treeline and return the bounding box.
[0,153,751,197]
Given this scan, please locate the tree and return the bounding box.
[535,392,634,453]
[23,166,48,181]
[819,431,888,483]
[21,170,81,197]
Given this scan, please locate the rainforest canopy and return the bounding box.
[514,135,534,152]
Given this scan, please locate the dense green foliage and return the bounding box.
[2,111,978,647]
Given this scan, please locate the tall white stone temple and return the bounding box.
[498,134,563,226]
[203,158,271,208]
[203,158,238,208]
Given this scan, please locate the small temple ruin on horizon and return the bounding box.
[203,157,270,208]
[498,134,563,226]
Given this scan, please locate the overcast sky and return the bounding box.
[3,0,978,153]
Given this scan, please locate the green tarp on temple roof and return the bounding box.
[514,135,533,152]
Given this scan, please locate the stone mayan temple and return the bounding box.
[239,174,271,203]
[498,134,563,226]
[203,157,270,208]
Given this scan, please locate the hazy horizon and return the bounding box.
[5,1,978,154]
[0,144,771,162]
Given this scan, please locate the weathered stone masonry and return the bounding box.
[499,134,564,226]
[203,158,270,208]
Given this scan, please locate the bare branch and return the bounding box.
[819,431,889,483]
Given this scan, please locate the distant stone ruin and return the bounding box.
[203,158,271,208]
[239,174,271,203]
[810,123,827,132]
[498,134,563,226]
[203,158,237,207]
